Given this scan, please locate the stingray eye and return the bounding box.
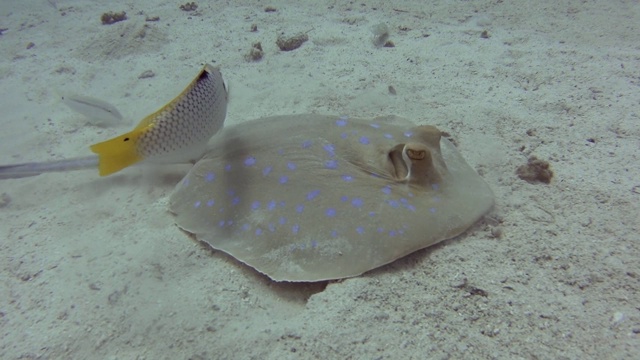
[406,148,426,160]
[386,143,410,180]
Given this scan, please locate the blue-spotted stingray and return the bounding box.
[170,114,494,282]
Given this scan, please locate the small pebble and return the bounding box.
[276,33,308,51]
[101,11,127,25]
[179,2,198,12]
[245,42,264,61]
[138,70,155,79]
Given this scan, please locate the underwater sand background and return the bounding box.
[0,0,638,358]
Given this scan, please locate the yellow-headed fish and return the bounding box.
[90,64,228,176]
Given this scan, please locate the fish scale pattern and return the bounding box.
[138,67,227,158]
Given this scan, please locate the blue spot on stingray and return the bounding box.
[335,117,348,127]
[301,140,313,148]
[227,189,235,196]
[340,195,349,202]
[432,183,440,191]
[325,208,337,217]
[241,224,250,231]
[382,186,392,195]
[325,159,338,169]
[306,189,320,201]
[218,220,226,228]
[377,227,384,233]
[255,228,263,236]
[311,240,318,248]
[400,198,408,204]
[287,162,297,170]
[205,172,215,182]
[389,230,397,237]
[224,164,232,172]
[278,149,284,155]
[323,144,335,157]
[369,211,376,217]
[279,175,289,184]
[404,131,413,138]
[232,197,240,206]
[387,200,400,208]
[356,227,365,235]
[430,207,437,213]
[405,204,416,212]
[292,224,300,235]
[244,156,256,166]
[351,197,364,208]
[359,136,370,145]
[262,166,272,176]
[251,201,260,210]
[341,132,348,139]
[267,200,277,211]
[342,175,354,182]
[370,123,380,129]
[296,204,305,214]
[384,133,393,139]
[331,230,338,238]
[194,200,201,208]
[279,201,286,207]
[206,199,215,207]
[279,217,287,225]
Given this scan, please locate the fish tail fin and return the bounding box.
[89,129,144,176]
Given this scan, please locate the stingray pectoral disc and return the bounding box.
[169,114,494,282]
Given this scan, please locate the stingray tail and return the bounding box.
[0,155,99,179]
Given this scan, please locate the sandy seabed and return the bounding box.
[0,1,638,359]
